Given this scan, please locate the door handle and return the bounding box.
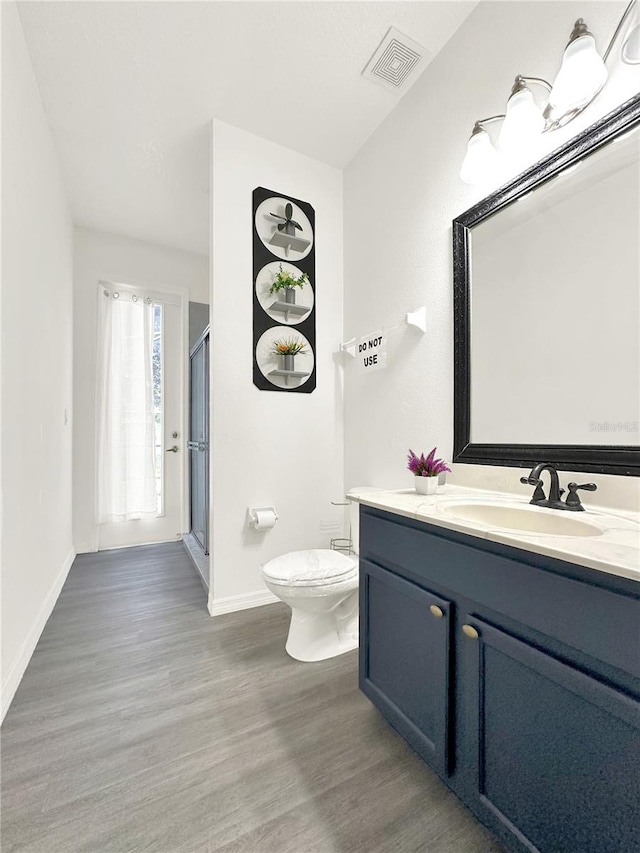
[166,445,179,453]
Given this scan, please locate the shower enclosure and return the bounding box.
[188,327,209,553]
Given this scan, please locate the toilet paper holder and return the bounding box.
[247,506,279,529]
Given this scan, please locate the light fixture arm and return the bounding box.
[472,114,506,135]
[567,18,593,46]
[603,0,637,62]
[513,75,552,94]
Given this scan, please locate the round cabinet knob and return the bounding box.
[429,604,444,619]
[462,624,479,640]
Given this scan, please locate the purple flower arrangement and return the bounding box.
[407,448,451,478]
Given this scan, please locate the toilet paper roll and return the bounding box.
[253,509,277,530]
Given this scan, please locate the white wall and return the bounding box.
[210,120,344,606]
[1,2,74,720]
[344,1,640,507]
[73,227,209,553]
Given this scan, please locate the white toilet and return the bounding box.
[261,491,370,662]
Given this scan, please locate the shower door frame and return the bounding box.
[189,325,210,554]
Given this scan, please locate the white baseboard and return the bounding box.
[208,588,279,617]
[98,537,182,551]
[1,547,76,724]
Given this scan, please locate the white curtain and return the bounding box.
[97,286,157,522]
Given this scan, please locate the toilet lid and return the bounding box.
[262,549,357,586]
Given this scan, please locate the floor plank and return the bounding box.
[1,542,502,852]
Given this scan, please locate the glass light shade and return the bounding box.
[460,129,499,185]
[622,24,640,64]
[548,34,608,114]
[498,87,545,152]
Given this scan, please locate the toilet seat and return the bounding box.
[262,549,357,587]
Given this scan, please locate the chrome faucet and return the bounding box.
[520,463,597,512]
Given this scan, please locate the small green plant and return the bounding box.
[272,337,308,356]
[270,202,302,234]
[269,264,309,296]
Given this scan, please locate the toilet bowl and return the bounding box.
[261,489,374,662]
[262,550,358,661]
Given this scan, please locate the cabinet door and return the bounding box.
[462,616,640,853]
[360,559,452,776]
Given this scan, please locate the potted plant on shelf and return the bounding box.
[272,336,308,372]
[269,265,309,305]
[270,202,303,237]
[407,448,451,495]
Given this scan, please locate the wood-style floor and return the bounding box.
[1,543,503,853]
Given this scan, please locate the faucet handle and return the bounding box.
[565,482,597,510]
[520,476,546,503]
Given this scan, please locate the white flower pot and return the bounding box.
[415,476,438,495]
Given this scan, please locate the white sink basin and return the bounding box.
[440,501,603,538]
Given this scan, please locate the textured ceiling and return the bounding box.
[18,1,479,254]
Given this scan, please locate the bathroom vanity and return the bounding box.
[357,490,640,853]
[351,84,640,853]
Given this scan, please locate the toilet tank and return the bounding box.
[346,487,379,555]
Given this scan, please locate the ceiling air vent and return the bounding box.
[362,26,430,93]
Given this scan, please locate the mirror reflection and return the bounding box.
[469,126,639,447]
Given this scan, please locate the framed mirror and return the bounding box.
[453,94,640,476]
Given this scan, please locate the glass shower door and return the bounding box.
[188,329,209,553]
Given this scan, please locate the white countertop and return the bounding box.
[351,485,640,584]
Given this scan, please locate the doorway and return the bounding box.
[97,285,187,550]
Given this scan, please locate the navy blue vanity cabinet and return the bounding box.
[359,505,640,853]
[462,615,640,853]
[359,559,453,777]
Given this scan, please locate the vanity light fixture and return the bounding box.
[543,19,608,128]
[459,119,501,184]
[460,0,638,184]
[498,76,548,152]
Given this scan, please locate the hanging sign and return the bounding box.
[357,331,387,373]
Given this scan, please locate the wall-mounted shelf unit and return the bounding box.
[269,300,311,322]
[253,187,316,394]
[269,231,311,256]
[268,368,311,386]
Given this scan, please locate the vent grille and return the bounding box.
[362,27,429,92]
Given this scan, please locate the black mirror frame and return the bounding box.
[453,94,640,477]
